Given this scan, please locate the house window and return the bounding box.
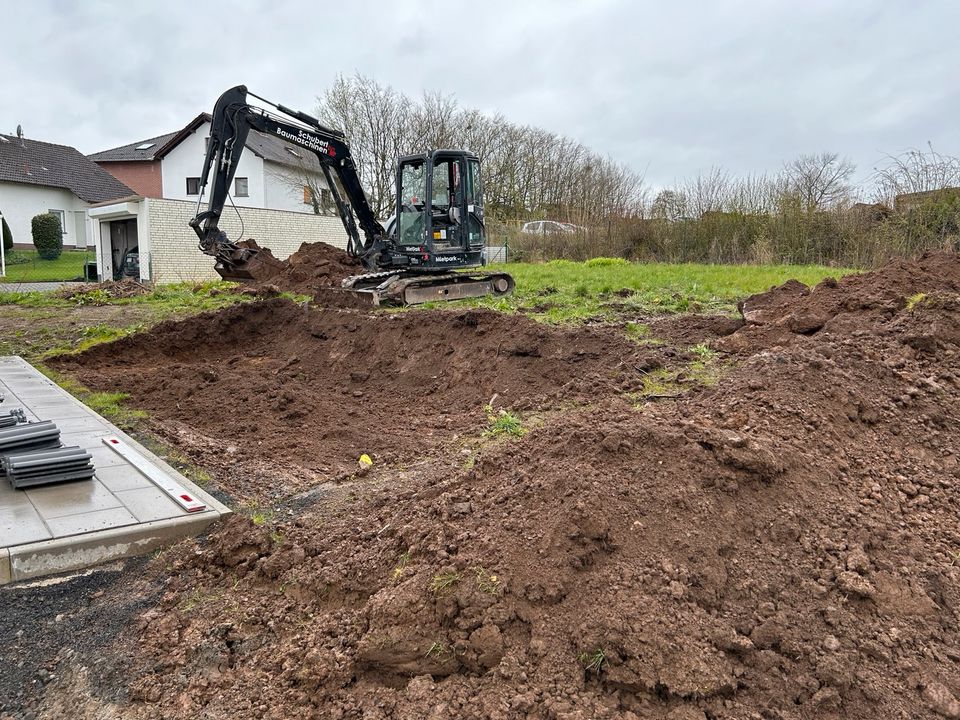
[48,209,66,234]
[186,177,200,195]
[304,186,334,214]
[235,177,249,197]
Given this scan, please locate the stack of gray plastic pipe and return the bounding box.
[0,420,96,488]
[2,446,96,488]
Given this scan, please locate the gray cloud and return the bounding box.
[1,0,956,190]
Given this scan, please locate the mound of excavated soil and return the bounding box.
[54,301,665,500]
[730,250,960,348]
[48,252,960,719]
[243,240,362,294]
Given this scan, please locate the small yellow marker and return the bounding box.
[359,454,373,467]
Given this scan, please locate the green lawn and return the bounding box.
[0,257,857,326]
[465,258,858,322]
[0,249,94,283]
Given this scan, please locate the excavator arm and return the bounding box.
[189,85,386,277]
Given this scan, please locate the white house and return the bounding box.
[85,114,347,283]
[90,113,333,212]
[0,132,133,250]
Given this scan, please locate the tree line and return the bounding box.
[636,146,960,267]
[315,73,644,224]
[307,73,959,267]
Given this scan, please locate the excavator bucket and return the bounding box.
[214,240,285,283]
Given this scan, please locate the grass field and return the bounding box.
[0,259,855,322]
[0,249,94,283]
[0,258,855,361]
[466,258,857,322]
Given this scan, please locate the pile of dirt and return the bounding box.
[53,301,666,500]
[56,280,150,300]
[41,251,960,719]
[729,250,960,349]
[239,240,362,295]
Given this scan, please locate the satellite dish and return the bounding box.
[16,125,22,139]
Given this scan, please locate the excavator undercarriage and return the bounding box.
[341,270,515,306]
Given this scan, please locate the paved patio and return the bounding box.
[0,356,230,584]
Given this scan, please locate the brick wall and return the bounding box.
[145,198,349,284]
[97,161,163,198]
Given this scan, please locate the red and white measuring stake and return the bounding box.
[102,436,207,513]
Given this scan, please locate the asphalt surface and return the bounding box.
[0,282,86,293]
[0,557,158,719]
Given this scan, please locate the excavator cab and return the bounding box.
[393,151,486,270]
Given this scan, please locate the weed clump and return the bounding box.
[429,571,460,595]
[585,257,630,267]
[484,405,525,437]
[579,648,606,674]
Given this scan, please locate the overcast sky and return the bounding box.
[2,0,956,190]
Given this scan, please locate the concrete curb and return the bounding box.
[7,513,223,582]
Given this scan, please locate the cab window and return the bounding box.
[399,161,427,246]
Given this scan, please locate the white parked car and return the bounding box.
[520,220,585,235]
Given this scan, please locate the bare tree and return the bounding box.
[317,74,412,218]
[783,152,855,212]
[725,173,782,215]
[651,189,688,221]
[874,144,960,204]
[682,166,730,218]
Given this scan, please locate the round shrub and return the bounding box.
[32,213,63,260]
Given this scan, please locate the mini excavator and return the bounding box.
[189,85,514,305]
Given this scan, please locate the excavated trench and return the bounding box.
[52,297,680,500]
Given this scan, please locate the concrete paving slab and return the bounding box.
[45,506,139,536]
[27,479,124,519]
[87,445,133,468]
[114,486,183,523]
[0,503,52,545]
[26,403,94,421]
[93,464,155,493]
[0,355,231,584]
[53,415,115,433]
[60,429,114,449]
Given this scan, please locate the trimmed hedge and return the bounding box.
[31,213,63,260]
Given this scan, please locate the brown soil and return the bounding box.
[35,251,960,719]
[52,302,665,501]
[234,240,362,294]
